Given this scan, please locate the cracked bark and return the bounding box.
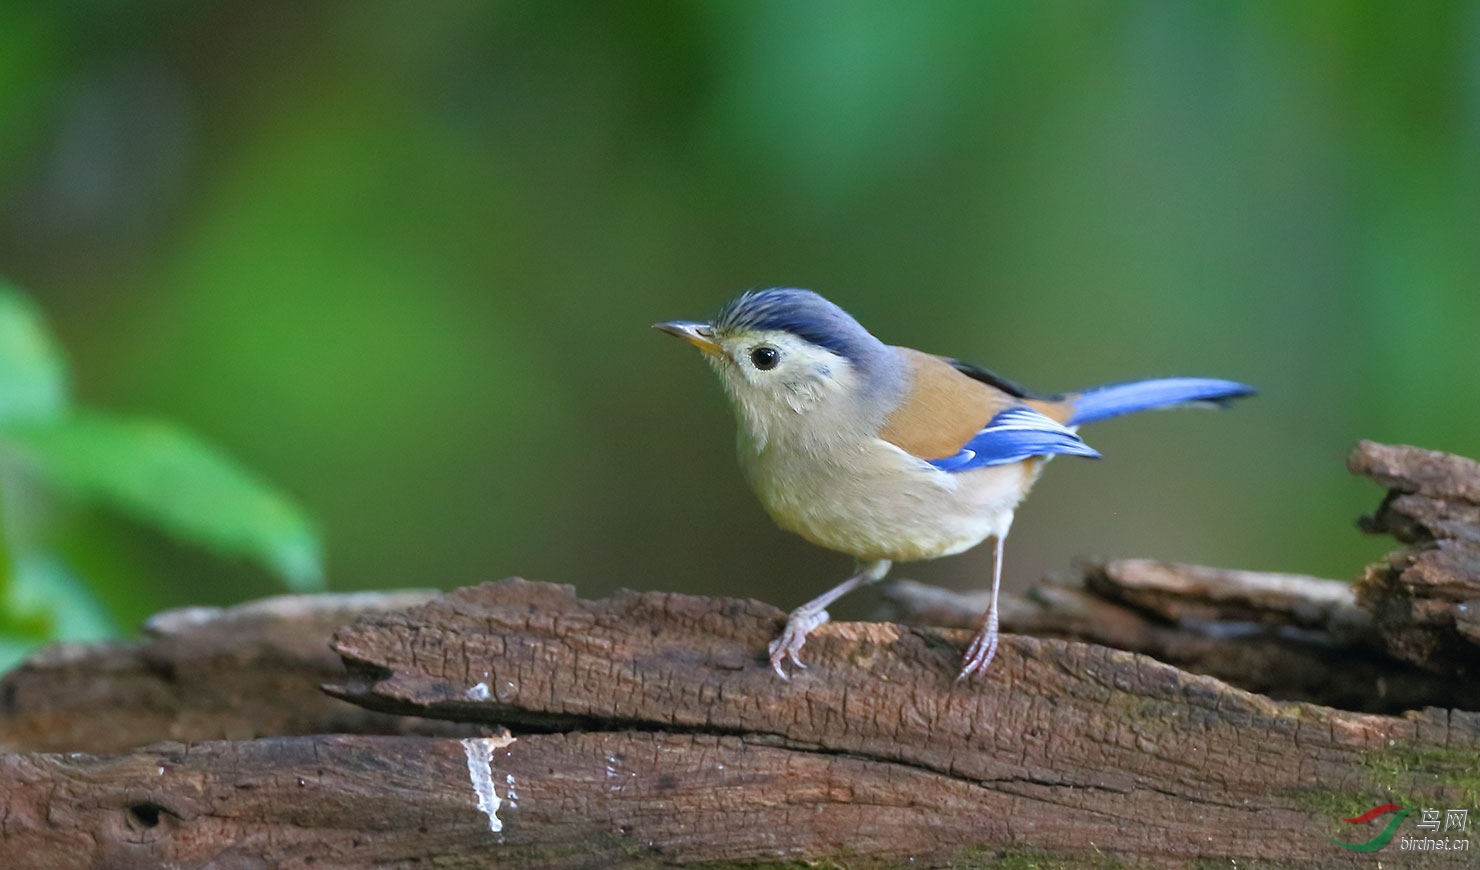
[1,441,1478,868]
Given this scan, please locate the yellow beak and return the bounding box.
[653,320,723,355]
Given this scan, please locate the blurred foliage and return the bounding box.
[0,1,1477,655]
[0,280,320,668]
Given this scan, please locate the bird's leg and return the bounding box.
[769,559,891,680]
[958,535,1005,680]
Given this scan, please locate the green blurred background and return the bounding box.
[1,1,1477,652]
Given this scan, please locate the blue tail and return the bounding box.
[1066,378,1255,426]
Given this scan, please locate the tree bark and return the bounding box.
[1349,441,1480,675]
[1,441,1477,868]
[0,590,472,754]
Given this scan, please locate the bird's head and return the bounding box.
[655,288,901,448]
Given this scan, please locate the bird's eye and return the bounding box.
[750,346,780,371]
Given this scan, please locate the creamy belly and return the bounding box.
[739,437,1045,562]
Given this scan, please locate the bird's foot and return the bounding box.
[957,617,1000,681]
[768,608,830,680]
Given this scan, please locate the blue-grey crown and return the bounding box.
[713,288,883,367]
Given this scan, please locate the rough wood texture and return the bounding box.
[881,560,1480,714]
[0,590,473,753]
[2,587,1477,868]
[1350,441,1480,675]
[2,441,1478,868]
[315,578,1474,867]
[15,720,1408,870]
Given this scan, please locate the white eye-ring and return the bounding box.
[750,346,780,370]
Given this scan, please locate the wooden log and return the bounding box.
[881,563,1480,714]
[6,578,1474,867]
[298,578,1474,867]
[0,590,473,753]
[3,441,1479,867]
[1,725,1306,870]
[1349,441,1480,675]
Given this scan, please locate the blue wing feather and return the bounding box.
[927,406,1100,473]
[1067,378,1255,426]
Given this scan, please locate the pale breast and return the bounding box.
[739,434,1043,563]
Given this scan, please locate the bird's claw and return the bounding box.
[956,619,1000,681]
[768,608,828,680]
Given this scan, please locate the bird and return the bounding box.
[654,288,1254,681]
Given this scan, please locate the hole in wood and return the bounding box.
[126,802,166,830]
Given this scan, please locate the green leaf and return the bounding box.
[6,552,113,638]
[0,554,115,673]
[0,415,324,591]
[0,279,68,424]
